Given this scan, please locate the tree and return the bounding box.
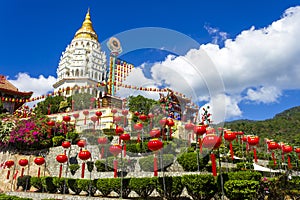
[34,96,65,115]
[127,95,158,115]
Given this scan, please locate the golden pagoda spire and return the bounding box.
[74,9,98,41]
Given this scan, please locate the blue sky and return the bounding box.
[1,0,300,122]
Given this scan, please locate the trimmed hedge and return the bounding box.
[224,180,259,200]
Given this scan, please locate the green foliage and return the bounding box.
[16,175,31,191]
[66,131,79,144]
[0,193,32,200]
[129,177,158,199]
[52,135,65,146]
[228,171,262,181]
[69,164,80,175]
[77,179,97,196]
[177,152,209,171]
[182,174,216,200]
[156,176,184,199]
[70,93,96,111]
[94,160,113,172]
[0,115,15,146]
[138,154,174,172]
[127,95,159,121]
[224,106,300,145]
[30,177,44,192]
[52,177,68,194]
[236,162,254,171]
[34,96,65,115]
[224,180,259,200]
[41,176,57,193]
[96,178,113,197]
[67,178,82,195]
[86,161,94,172]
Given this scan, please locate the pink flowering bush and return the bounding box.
[8,114,76,150]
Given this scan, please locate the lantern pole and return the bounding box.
[64,139,71,195]
[196,134,200,171]
[10,163,16,192]
[218,128,225,200]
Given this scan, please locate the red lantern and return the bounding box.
[148,139,163,176]
[134,111,140,116]
[111,108,118,114]
[98,137,108,159]
[122,110,129,127]
[83,110,89,125]
[159,118,167,127]
[62,141,71,149]
[224,131,236,160]
[113,115,122,124]
[282,145,293,169]
[95,111,102,117]
[91,116,98,123]
[268,141,279,166]
[193,124,206,135]
[202,134,222,150]
[120,133,131,157]
[47,120,55,126]
[73,113,79,119]
[202,134,222,177]
[5,160,14,180]
[62,141,71,154]
[78,149,91,179]
[18,158,28,178]
[63,115,71,122]
[247,136,260,163]
[295,147,300,159]
[77,139,86,150]
[115,126,124,135]
[134,123,143,143]
[56,154,68,178]
[149,128,161,138]
[148,113,154,129]
[139,114,148,122]
[185,123,194,145]
[166,118,175,139]
[34,157,45,178]
[95,111,102,126]
[109,145,122,178]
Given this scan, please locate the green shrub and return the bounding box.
[177,152,209,171]
[52,135,65,146]
[96,178,113,197]
[138,154,174,172]
[77,179,97,196]
[182,174,216,200]
[16,175,31,191]
[236,162,254,170]
[129,177,157,198]
[66,131,79,144]
[67,178,82,195]
[95,159,114,172]
[112,178,131,198]
[69,164,80,175]
[86,161,94,172]
[0,193,32,200]
[41,176,57,193]
[30,177,44,192]
[224,180,259,200]
[52,177,68,194]
[228,171,262,181]
[156,176,184,199]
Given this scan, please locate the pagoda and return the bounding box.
[53,9,107,98]
[0,75,33,114]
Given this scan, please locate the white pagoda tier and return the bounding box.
[53,9,107,98]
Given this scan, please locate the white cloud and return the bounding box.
[120,6,300,122]
[245,86,282,103]
[8,73,56,98]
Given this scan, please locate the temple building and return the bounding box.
[0,75,33,114]
[53,9,107,98]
